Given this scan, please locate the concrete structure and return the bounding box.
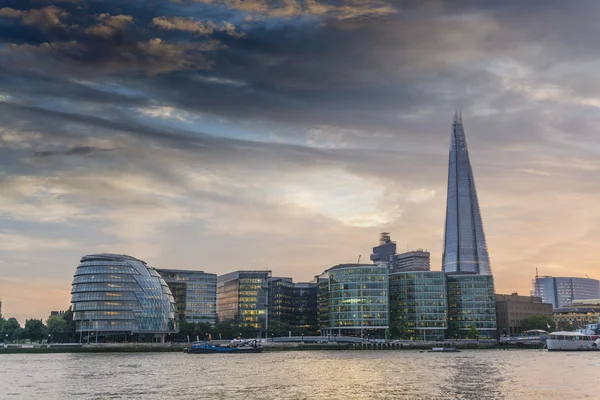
[447,274,496,339]
[393,250,430,273]
[156,269,217,326]
[389,271,447,340]
[442,113,492,275]
[70,254,178,340]
[495,293,553,336]
[217,271,271,331]
[317,264,389,338]
[532,276,600,309]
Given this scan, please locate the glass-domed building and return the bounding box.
[70,254,178,340]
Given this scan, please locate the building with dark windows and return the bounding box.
[389,271,447,341]
[268,277,295,325]
[446,274,496,338]
[217,271,271,331]
[317,264,389,338]
[293,282,318,334]
[70,254,178,341]
[442,113,492,275]
[370,232,397,265]
[393,250,430,273]
[495,293,553,336]
[532,276,600,309]
[156,269,217,326]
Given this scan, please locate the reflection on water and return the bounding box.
[1,350,599,399]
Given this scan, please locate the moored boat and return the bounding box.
[428,347,460,353]
[547,331,600,351]
[184,340,263,354]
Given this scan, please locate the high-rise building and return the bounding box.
[393,250,430,273]
[532,276,600,309]
[370,232,397,265]
[495,293,553,336]
[293,282,318,334]
[442,113,492,275]
[389,271,447,340]
[317,264,389,338]
[70,254,178,340]
[217,271,271,331]
[268,277,295,325]
[447,274,496,338]
[156,269,217,326]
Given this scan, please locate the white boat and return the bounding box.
[547,331,600,351]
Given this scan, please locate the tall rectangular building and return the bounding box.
[268,277,295,325]
[156,269,217,325]
[293,282,318,334]
[447,274,497,338]
[532,276,600,309]
[442,113,492,275]
[217,271,271,331]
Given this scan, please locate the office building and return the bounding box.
[393,250,430,273]
[553,305,600,331]
[156,269,217,326]
[532,276,600,309]
[293,282,318,334]
[70,254,178,340]
[495,293,553,336]
[389,271,447,340]
[269,277,295,325]
[442,113,492,275]
[217,271,270,331]
[370,232,397,265]
[317,264,389,338]
[446,274,496,338]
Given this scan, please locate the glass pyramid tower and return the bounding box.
[442,113,492,275]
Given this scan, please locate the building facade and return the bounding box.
[269,277,295,325]
[293,282,318,334]
[532,276,600,309]
[495,293,553,336]
[156,269,217,326]
[217,271,271,331]
[317,264,389,338]
[553,305,600,331]
[389,271,447,341]
[393,250,431,273]
[370,232,397,265]
[446,274,496,338]
[442,113,492,275]
[70,254,178,340]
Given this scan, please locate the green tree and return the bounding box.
[46,316,67,333]
[390,319,411,340]
[193,322,213,340]
[267,321,292,337]
[467,326,479,339]
[23,319,48,342]
[62,308,77,334]
[446,321,460,339]
[4,318,22,341]
[521,315,555,332]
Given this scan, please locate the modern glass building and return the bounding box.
[317,264,389,338]
[70,254,178,340]
[442,113,492,275]
[293,282,318,334]
[268,277,295,325]
[389,271,448,341]
[156,269,217,325]
[446,274,496,338]
[217,271,270,331]
[532,276,600,309]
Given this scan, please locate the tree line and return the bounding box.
[0,309,77,343]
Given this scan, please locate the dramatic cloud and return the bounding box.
[1,0,600,322]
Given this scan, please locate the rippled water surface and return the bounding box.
[1,350,600,399]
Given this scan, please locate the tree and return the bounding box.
[390,319,411,340]
[23,319,48,342]
[4,318,22,341]
[446,321,461,339]
[467,326,479,339]
[46,316,67,334]
[521,315,555,332]
[267,321,292,337]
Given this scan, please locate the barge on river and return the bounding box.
[184,340,263,354]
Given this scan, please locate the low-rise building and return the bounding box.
[553,305,600,331]
[447,273,497,339]
[495,293,553,336]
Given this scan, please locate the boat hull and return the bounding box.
[547,339,599,351]
[185,346,263,354]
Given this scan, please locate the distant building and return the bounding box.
[217,271,271,331]
[268,277,295,326]
[442,114,492,275]
[293,282,318,334]
[392,250,430,273]
[553,306,600,331]
[370,232,397,265]
[0,300,2,318]
[389,271,447,341]
[317,264,389,338]
[532,276,600,308]
[70,254,178,340]
[156,269,217,326]
[494,293,553,336]
[447,274,497,339]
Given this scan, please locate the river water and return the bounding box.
[1,350,599,399]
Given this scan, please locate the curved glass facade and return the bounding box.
[70,254,178,335]
[318,264,389,337]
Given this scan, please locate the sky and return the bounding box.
[1,0,600,323]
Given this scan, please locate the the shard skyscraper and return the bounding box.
[442,113,492,275]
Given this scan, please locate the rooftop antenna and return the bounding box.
[357,255,361,264]
[535,267,538,278]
